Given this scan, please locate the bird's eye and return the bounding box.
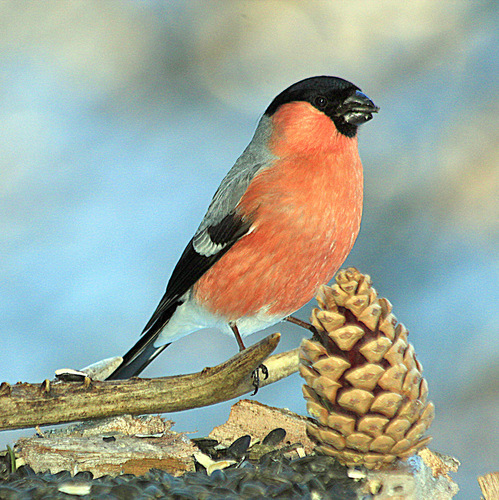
[314,96,327,109]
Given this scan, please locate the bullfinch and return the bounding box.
[107,76,378,381]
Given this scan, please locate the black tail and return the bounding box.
[106,293,182,380]
[106,333,171,380]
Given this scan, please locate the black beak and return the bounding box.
[337,90,379,125]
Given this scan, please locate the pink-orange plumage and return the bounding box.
[194,101,363,319]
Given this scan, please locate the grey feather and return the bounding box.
[195,115,276,234]
[192,115,276,256]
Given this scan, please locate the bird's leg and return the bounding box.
[230,323,268,395]
[286,315,322,344]
[230,322,247,352]
[285,315,317,333]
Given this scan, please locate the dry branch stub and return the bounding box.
[300,268,434,469]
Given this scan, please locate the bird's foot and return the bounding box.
[251,363,269,395]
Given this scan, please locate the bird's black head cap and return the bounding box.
[264,76,379,138]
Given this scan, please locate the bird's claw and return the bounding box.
[251,363,269,395]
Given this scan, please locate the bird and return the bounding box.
[107,76,378,381]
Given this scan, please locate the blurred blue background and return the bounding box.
[0,2,497,497]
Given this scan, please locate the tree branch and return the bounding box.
[0,333,301,431]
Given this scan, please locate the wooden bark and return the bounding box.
[15,415,196,477]
[478,472,499,500]
[0,333,300,431]
[209,399,315,455]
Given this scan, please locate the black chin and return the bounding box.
[332,119,359,138]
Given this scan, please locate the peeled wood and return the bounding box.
[0,333,300,431]
[209,399,315,455]
[16,415,197,477]
[478,472,499,500]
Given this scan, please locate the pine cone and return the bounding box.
[300,268,434,469]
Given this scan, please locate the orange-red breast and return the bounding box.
[108,76,378,380]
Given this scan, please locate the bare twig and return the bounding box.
[0,333,300,431]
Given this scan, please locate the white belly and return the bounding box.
[154,297,286,347]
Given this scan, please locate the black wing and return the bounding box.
[142,211,253,335]
[106,210,253,380]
